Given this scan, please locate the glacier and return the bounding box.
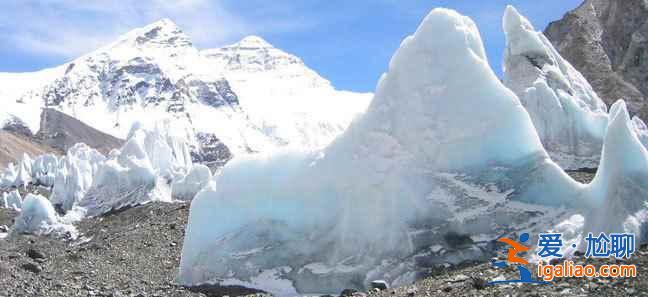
[0,120,208,220]
[66,120,197,218]
[502,5,648,170]
[178,8,588,295]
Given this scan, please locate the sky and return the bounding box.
[0,0,583,93]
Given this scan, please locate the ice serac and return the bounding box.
[171,164,212,201]
[75,121,193,217]
[50,144,105,212]
[11,194,77,238]
[180,8,582,295]
[632,115,648,148]
[32,154,59,187]
[3,190,22,211]
[503,5,609,169]
[584,100,648,239]
[0,120,196,220]
[0,163,18,188]
[14,153,33,188]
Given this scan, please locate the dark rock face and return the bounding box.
[186,78,239,108]
[2,116,33,138]
[40,44,239,116]
[35,108,124,155]
[545,0,648,120]
[190,132,232,170]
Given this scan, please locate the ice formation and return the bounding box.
[583,101,648,238]
[179,8,585,294]
[32,154,59,187]
[0,153,59,189]
[0,163,17,188]
[50,144,105,212]
[632,116,648,148]
[67,120,194,217]
[3,190,22,210]
[14,153,33,188]
[0,119,197,219]
[171,164,212,201]
[503,6,609,169]
[11,194,77,237]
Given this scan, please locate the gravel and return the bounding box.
[370,250,648,297]
[0,202,268,297]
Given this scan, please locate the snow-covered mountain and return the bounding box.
[202,36,371,150]
[0,19,371,162]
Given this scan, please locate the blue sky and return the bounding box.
[0,0,582,92]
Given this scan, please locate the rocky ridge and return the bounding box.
[545,0,648,120]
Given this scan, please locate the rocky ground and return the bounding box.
[1,170,645,297]
[0,203,267,297]
[370,250,648,297]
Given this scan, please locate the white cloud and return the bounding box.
[0,0,308,58]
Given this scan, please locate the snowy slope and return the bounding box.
[179,8,585,294]
[503,6,609,169]
[0,19,370,160]
[0,19,268,156]
[202,36,371,150]
[0,68,63,132]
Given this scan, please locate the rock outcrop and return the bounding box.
[545,0,648,120]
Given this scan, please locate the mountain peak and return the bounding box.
[235,35,273,49]
[201,35,308,73]
[148,18,177,29]
[116,18,192,49]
